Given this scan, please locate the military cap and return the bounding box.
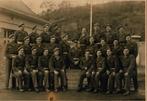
[32,25,37,30]
[18,23,24,27]
[17,46,24,51]
[53,47,60,52]
[31,46,37,50]
[50,35,56,39]
[94,23,100,26]
[24,36,30,41]
[9,34,14,38]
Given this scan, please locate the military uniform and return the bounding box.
[14,24,28,44]
[13,47,27,91]
[49,49,66,91]
[69,46,82,69]
[25,51,39,91]
[38,53,50,91]
[91,56,106,92]
[78,55,94,91]
[125,40,138,91]
[5,37,19,88]
[106,54,121,93]
[29,25,38,45]
[119,54,137,95]
[33,43,44,56]
[40,31,51,44]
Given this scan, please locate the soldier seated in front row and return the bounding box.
[105,49,121,94]
[77,50,94,92]
[49,48,67,92]
[118,48,137,96]
[13,47,30,92]
[25,47,39,92]
[38,49,51,92]
[90,50,107,93]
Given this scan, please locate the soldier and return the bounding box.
[48,36,61,57]
[91,50,107,93]
[14,23,28,45]
[22,36,32,56]
[69,40,82,69]
[112,40,123,57]
[28,25,38,46]
[33,36,44,56]
[119,48,137,95]
[117,26,128,47]
[49,48,67,92]
[77,50,94,92]
[60,34,71,69]
[25,47,39,92]
[99,39,109,57]
[5,34,19,89]
[79,27,89,54]
[86,37,96,57]
[125,35,138,91]
[54,26,62,43]
[93,23,102,43]
[13,47,29,92]
[103,24,115,46]
[38,49,50,92]
[40,24,51,45]
[105,49,121,94]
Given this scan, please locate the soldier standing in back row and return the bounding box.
[28,25,38,46]
[5,34,19,89]
[14,23,28,45]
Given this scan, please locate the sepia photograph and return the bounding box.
[0,0,145,101]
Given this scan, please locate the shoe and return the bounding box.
[115,89,121,94]
[35,88,39,92]
[45,89,50,93]
[62,87,66,92]
[106,91,112,94]
[86,88,92,92]
[19,88,24,92]
[54,89,58,93]
[93,89,98,93]
[123,91,130,96]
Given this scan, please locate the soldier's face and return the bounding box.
[119,27,124,33]
[20,26,24,30]
[90,37,94,44]
[36,37,42,44]
[85,51,90,57]
[97,51,102,56]
[123,49,129,56]
[106,26,111,32]
[113,40,118,45]
[44,27,48,32]
[24,38,30,44]
[54,50,60,56]
[82,28,87,34]
[18,49,24,55]
[101,40,105,45]
[126,36,131,42]
[94,26,100,31]
[50,38,56,43]
[32,49,37,55]
[106,50,112,56]
[43,50,48,56]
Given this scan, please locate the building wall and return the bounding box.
[0,12,44,34]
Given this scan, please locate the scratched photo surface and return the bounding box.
[0,0,145,101]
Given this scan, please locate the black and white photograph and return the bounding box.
[0,0,145,101]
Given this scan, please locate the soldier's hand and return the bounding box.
[86,72,89,76]
[119,70,123,73]
[112,72,115,76]
[106,70,110,75]
[125,72,128,76]
[61,69,64,72]
[84,67,87,70]
[54,70,59,75]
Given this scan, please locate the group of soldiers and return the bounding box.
[5,22,138,96]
